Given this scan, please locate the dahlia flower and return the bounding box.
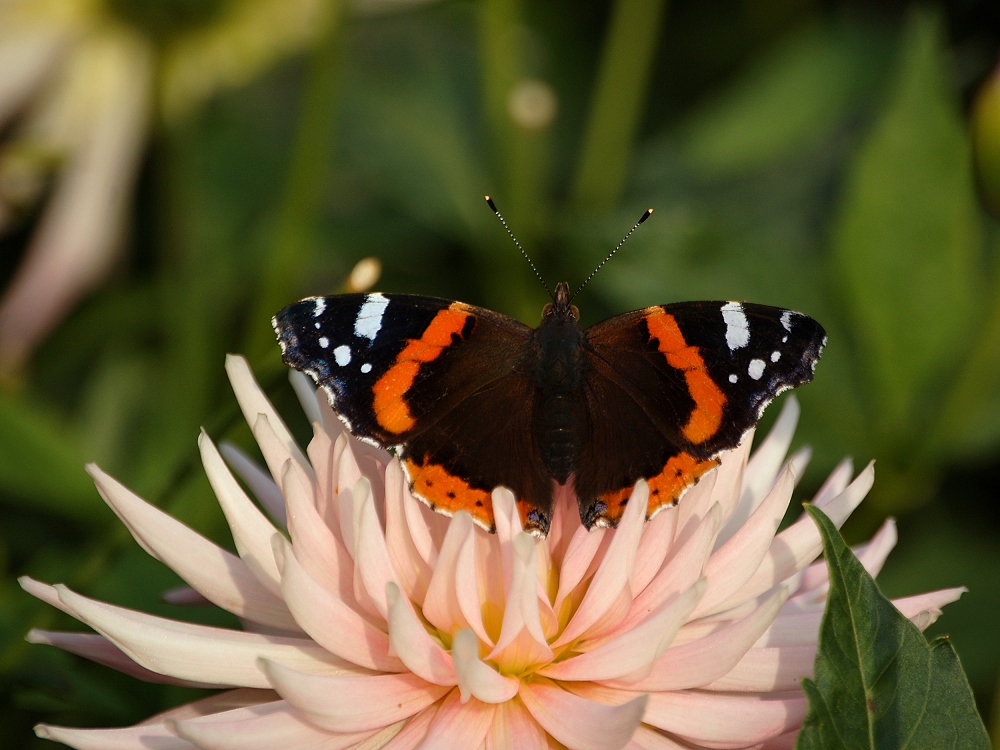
[22,355,962,749]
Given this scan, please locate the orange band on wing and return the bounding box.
[645,308,726,444]
[599,451,719,520]
[373,305,471,434]
[403,457,494,531]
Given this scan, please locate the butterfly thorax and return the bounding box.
[531,282,588,484]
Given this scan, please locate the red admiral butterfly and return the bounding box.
[273,203,826,536]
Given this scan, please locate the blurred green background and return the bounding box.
[1,0,999,746]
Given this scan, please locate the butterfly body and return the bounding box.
[273,284,826,536]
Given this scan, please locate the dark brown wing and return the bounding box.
[274,294,551,532]
[575,301,826,527]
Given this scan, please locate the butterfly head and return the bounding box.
[542,281,579,323]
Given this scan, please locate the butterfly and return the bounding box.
[273,203,826,536]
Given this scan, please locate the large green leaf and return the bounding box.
[830,10,982,446]
[796,505,988,750]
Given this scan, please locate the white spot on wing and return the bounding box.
[355,293,389,341]
[360,363,372,374]
[748,358,766,380]
[780,310,794,332]
[771,350,781,362]
[334,345,351,366]
[314,321,321,329]
[729,373,738,383]
[313,298,326,317]
[721,302,749,350]
[319,336,330,349]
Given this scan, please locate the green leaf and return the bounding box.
[796,505,988,750]
[830,10,982,444]
[683,23,890,175]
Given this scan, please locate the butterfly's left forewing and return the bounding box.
[577,301,826,527]
[273,293,551,532]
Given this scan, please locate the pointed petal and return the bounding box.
[486,697,547,750]
[520,678,647,750]
[643,691,807,746]
[729,397,799,527]
[416,689,495,749]
[220,442,287,527]
[173,699,380,750]
[488,534,553,671]
[385,458,433,603]
[355,478,399,618]
[539,579,705,683]
[553,521,607,614]
[694,465,795,617]
[612,505,720,639]
[26,630,216,688]
[260,660,448,733]
[422,512,476,634]
[704,644,816,692]
[200,431,283,596]
[712,462,874,613]
[47,582,353,687]
[87,464,297,631]
[452,629,518,703]
[611,587,788,691]
[632,504,678,595]
[34,722,195,750]
[554,483,648,646]
[386,582,456,686]
[226,355,312,480]
[274,535,403,672]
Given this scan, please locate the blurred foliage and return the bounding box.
[1,0,999,747]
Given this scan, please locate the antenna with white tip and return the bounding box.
[485,196,553,300]
[572,208,653,301]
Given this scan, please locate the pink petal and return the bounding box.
[260,660,449,733]
[219,442,287,527]
[730,397,799,527]
[614,504,721,639]
[87,464,298,632]
[355,478,400,618]
[626,725,689,749]
[288,369,324,427]
[486,697,548,750]
[172,699,383,749]
[200,432,283,596]
[613,587,788,691]
[643,691,807,747]
[452,628,518,703]
[274,535,403,672]
[422,511,477,635]
[34,723,195,750]
[799,518,897,602]
[553,520,608,614]
[554,482,649,646]
[385,458,434,603]
[712,462,874,613]
[386,582,456,686]
[520,678,647,750]
[457,524,497,646]
[226,356,312,481]
[487,534,554,671]
[381,708,436,750]
[540,579,705,683]
[704,645,816,692]
[632,504,678,595]
[694,466,795,617]
[278,458,358,605]
[416,689,495,749]
[26,630,218,688]
[47,581,353,687]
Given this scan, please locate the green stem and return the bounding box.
[571,0,668,214]
[245,5,346,361]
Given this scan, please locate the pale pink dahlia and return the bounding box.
[22,355,962,749]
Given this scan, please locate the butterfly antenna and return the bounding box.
[485,196,553,299]
[572,208,653,301]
